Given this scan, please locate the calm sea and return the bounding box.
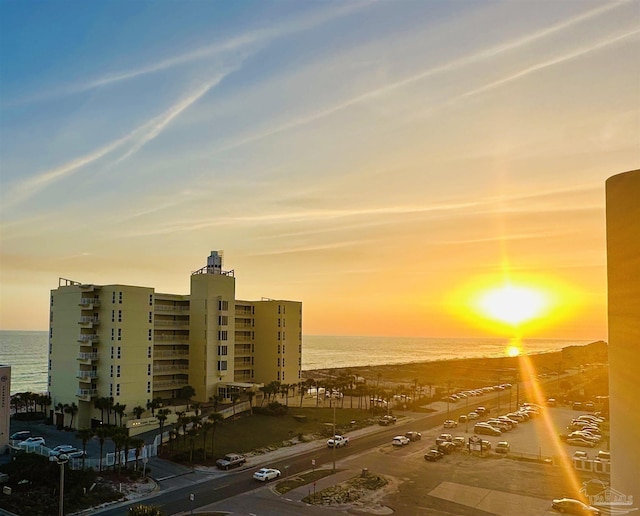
[0,330,591,394]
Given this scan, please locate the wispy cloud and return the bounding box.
[201,1,631,155]
[2,70,236,209]
[6,2,370,106]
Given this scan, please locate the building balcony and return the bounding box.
[77,370,98,381]
[234,358,252,367]
[154,319,189,329]
[153,350,189,359]
[153,379,189,390]
[79,298,101,308]
[80,284,101,292]
[153,364,189,374]
[77,352,99,362]
[235,322,252,328]
[78,334,99,344]
[78,316,100,326]
[154,305,190,313]
[154,335,189,343]
[76,388,98,400]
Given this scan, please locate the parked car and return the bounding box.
[474,423,501,436]
[436,441,456,454]
[49,445,80,457]
[443,419,458,428]
[252,468,281,481]
[379,415,397,426]
[424,449,443,461]
[405,431,422,441]
[327,435,349,448]
[438,433,453,442]
[9,431,31,441]
[216,453,247,470]
[452,436,466,447]
[567,437,595,448]
[551,497,600,515]
[17,437,45,448]
[573,451,589,459]
[597,450,610,461]
[392,435,410,446]
[458,415,468,423]
[495,441,510,454]
[467,411,480,420]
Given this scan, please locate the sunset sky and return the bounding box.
[1,1,638,339]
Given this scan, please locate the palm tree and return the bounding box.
[230,392,240,418]
[200,421,213,461]
[245,390,255,415]
[179,385,196,405]
[177,413,190,447]
[122,434,132,471]
[95,426,109,472]
[76,428,94,470]
[132,405,145,419]
[38,394,52,415]
[111,427,128,473]
[209,394,222,412]
[156,408,171,452]
[113,402,127,426]
[106,397,115,426]
[146,397,162,417]
[187,417,201,463]
[130,438,145,471]
[94,397,108,423]
[207,412,223,460]
[64,402,78,429]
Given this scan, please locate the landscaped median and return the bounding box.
[274,469,339,495]
[301,470,389,507]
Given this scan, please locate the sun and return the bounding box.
[475,284,548,326]
[506,345,521,357]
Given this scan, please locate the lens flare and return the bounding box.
[506,345,521,357]
[477,284,548,326]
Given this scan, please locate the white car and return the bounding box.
[17,437,45,448]
[252,468,281,481]
[567,437,595,448]
[443,419,458,428]
[392,435,410,446]
[327,435,349,448]
[49,445,78,457]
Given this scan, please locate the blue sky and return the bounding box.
[1,0,638,338]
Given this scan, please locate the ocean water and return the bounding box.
[0,330,591,394]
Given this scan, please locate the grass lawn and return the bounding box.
[166,407,376,464]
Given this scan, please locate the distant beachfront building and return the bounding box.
[48,251,302,430]
[0,365,10,453]
[606,169,640,505]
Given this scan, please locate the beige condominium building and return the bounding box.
[49,251,302,430]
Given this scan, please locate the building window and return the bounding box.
[149,294,153,306]
[110,365,113,378]
[118,310,122,323]
[147,364,151,376]
[147,346,152,358]
[283,319,286,327]
[118,291,123,304]
[116,383,120,396]
[148,329,152,341]
[278,332,281,341]
[112,292,116,304]
[148,312,152,323]
[110,346,114,359]
[299,344,302,353]
[117,346,121,359]
[218,315,228,325]
[277,371,280,381]
[251,344,255,353]
[278,319,281,327]
[283,358,285,367]
[111,310,115,323]
[117,328,122,341]
[218,330,228,341]
[218,300,228,311]
[109,383,113,396]
[116,365,121,378]
[111,328,114,341]
[283,331,286,341]
[147,382,151,394]
[278,358,281,367]
[283,345,286,354]
[217,345,228,356]
[278,305,281,314]
[217,360,227,371]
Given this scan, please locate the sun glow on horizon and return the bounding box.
[476,284,548,326]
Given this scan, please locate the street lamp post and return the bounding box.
[50,453,69,516]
